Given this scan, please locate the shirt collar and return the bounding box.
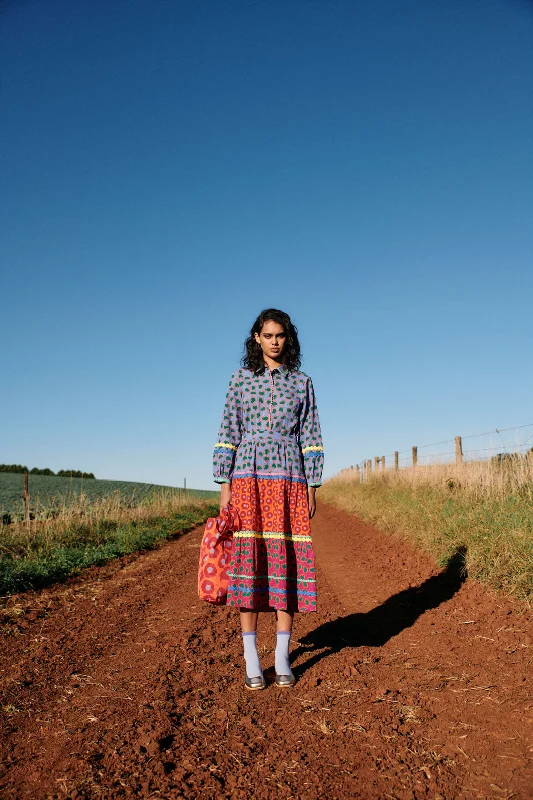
[267,362,289,377]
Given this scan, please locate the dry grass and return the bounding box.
[2,488,211,545]
[0,490,218,595]
[337,452,533,499]
[322,456,533,603]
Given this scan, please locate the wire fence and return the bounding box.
[340,423,533,480]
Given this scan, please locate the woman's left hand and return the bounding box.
[307,486,316,518]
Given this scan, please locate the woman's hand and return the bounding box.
[219,482,232,512]
[307,486,317,519]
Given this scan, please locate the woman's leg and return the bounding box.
[239,608,262,679]
[275,609,294,632]
[274,609,294,676]
[239,608,259,633]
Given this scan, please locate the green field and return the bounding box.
[0,473,217,521]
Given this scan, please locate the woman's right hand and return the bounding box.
[219,482,232,512]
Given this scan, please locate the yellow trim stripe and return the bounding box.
[214,442,237,451]
[301,445,324,453]
[233,530,312,542]
[226,573,316,583]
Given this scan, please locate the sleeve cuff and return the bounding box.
[214,477,231,484]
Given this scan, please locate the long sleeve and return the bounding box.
[299,377,324,487]
[213,371,242,483]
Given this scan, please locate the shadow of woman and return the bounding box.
[291,547,467,679]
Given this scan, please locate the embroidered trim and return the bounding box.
[227,573,316,583]
[301,445,324,454]
[228,586,317,597]
[231,471,307,483]
[214,442,237,451]
[232,530,312,542]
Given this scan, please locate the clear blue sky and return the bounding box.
[2,0,532,489]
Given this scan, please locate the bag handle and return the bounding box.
[216,503,240,535]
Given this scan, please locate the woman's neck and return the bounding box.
[263,355,283,371]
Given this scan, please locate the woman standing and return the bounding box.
[213,308,324,690]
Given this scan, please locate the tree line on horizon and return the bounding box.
[0,465,96,479]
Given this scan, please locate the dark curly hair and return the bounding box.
[242,309,301,374]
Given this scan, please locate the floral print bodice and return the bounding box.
[213,365,324,487]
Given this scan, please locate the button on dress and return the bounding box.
[212,364,324,612]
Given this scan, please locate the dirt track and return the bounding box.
[1,504,532,799]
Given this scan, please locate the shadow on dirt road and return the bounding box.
[292,547,467,676]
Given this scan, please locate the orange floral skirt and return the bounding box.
[227,477,317,612]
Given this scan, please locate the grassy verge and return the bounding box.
[321,459,533,604]
[0,491,219,596]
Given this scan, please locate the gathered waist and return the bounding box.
[242,430,299,444]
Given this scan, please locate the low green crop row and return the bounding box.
[0,472,217,520]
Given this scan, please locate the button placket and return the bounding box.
[268,370,275,430]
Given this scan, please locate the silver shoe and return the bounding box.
[245,674,266,691]
[275,672,296,688]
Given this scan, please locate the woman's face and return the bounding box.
[254,320,286,362]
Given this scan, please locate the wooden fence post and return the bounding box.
[24,471,30,526]
[355,465,360,482]
[412,446,418,467]
[382,456,386,470]
[394,451,399,470]
[368,458,372,474]
[374,456,379,471]
[455,436,463,465]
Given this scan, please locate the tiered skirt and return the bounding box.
[227,476,317,612]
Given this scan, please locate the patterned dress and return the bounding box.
[213,364,324,612]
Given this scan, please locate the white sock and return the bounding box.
[242,632,262,679]
[275,631,292,675]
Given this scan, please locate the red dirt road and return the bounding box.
[1,504,532,799]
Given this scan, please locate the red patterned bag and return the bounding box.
[198,505,241,605]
